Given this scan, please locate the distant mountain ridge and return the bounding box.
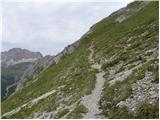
[1,48,43,67]
[1,48,43,101]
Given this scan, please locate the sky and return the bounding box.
[1,0,132,56]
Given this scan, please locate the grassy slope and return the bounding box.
[2,37,96,118]
[1,1,158,119]
[89,1,158,119]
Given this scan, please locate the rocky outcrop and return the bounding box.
[54,40,81,63]
[15,55,55,91]
[115,1,150,23]
[116,71,158,113]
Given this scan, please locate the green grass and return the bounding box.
[66,104,88,119]
[96,2,158,118]
[92,1,158,63]
[1,37,96,118]
[1,1,158,119]
[100,57,158,118]
[107,106,134,119]
[136,101,159,119]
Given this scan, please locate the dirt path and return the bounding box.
[81,43,105,119]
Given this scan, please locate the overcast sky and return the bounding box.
[1,0,132,56]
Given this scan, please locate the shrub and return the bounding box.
[136,101,159,119]
[102,58,119,70]
[108,106,134,119]
[55,108,69,118]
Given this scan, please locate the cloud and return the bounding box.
[2,1,129,55]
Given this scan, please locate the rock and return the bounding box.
[54,40,81,63]
[116,1,150,23]
[116,15,127,23]
[1,48,42,67]
[116,71,159,113]
[116,101,126,108]
[109,63,142,86]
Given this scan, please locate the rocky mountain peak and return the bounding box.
[1,48,43,67]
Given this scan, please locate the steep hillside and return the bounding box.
[15,40,81,91]
[1,1,159,119]
[1,62,31,101]
[1,48,43,101]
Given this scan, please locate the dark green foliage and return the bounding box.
[101,58,119,70]
[1,62,31,101]
[136,101,159,119]
[108,106,134,119]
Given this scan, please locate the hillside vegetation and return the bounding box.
[1,1,159,119]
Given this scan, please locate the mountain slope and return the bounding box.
[1,62,31,101]
[2,48,42,67]
[1,48,43,101]
[1,1,159,119]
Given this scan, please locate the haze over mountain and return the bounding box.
[1,1,159,119]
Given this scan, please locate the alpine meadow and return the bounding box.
[1,1,159,119]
